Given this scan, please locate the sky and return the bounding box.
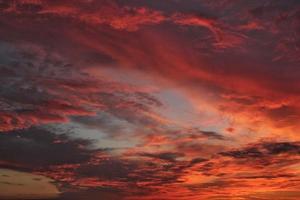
[0,0,299,199]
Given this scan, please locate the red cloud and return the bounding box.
[0,0,300,199]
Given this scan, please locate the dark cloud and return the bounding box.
[0,127,98,169]
[220,141,300,159]
[0,127,201,198]
[198,130,226,140]
[263,142,300,155]
[75,159,136,181]
[219,147,263,159]
[0,42,164,132]
[170,128,226,140]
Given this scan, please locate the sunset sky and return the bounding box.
[0,0,299,199]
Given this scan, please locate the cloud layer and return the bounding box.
[0,0,299,199]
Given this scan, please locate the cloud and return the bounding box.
[138,152,184,162]
[0,42,165,132]
[0,126,192,198]
[0,0,300,199]
[220,141,300,159]
[0,127,98,168]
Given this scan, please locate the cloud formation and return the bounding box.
[0,0,299,199]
